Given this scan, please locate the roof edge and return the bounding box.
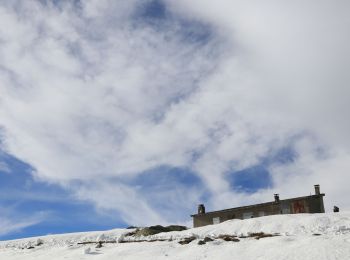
[191,194,325,217]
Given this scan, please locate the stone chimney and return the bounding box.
[314,184,320,195]
[274,194,280,203]
[198,204,205,214]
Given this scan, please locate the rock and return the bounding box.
[178,236,197,245]
[96,241,103,248]
[248,232,276,240]
[166,225,187,232]
[135,226,165,236]
[36,238,44,246]
[197,240,206,245]
[203,237,214,242]
[126,226,138,229]
[124,230,137,237]
[217,235,240,242]
[134,225,187,236]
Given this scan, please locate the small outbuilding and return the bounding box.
[192,185,325,227]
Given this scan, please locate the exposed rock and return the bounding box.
[134,225,187,236]
[126,226,138,229]
[166,225,187,232]
[217,234,240,242]
[203,237,214,242]
[124,230,137,237]
[178,236,197,245]
[36,239,44,246]
[248,232,279,240]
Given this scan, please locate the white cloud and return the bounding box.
[167,0,350,210]
[0,0,349,226]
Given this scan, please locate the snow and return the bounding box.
[0,212,349,260]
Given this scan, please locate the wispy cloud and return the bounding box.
[0,161,10,173]
[0,0,349,227]
[0,217,41,237]
[0,206,47,237]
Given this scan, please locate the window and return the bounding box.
[243,212,254,219]
[213,217,220,224]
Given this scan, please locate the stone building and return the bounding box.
[192,185,325,227]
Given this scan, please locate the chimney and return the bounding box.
[274,194,280,203]
[314,184,320,195]
[198,204,205,214]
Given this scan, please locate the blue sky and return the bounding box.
[1,0,350,240]
[0,146,287,240]
[0,152,127,240]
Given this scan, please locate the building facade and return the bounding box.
[192,185,325,228]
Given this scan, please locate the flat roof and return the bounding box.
[191,194,325,217]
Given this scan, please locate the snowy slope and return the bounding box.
[0,212,349,260]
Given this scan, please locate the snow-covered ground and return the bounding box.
[0,212,349,260]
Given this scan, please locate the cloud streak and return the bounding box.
[0,216,42,237]
[0,206,47,237]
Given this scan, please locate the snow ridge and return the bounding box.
[0,212,349,260]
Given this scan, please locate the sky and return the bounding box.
[0,0,350,240]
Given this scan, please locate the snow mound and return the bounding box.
[193,212,350,237]
[0,212,349,260]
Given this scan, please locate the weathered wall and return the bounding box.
[193,195,325,227]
